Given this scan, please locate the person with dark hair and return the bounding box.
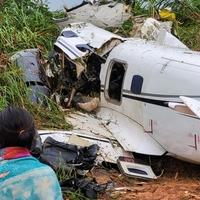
[0,106,63,200]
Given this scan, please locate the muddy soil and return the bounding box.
[91,157,200,200]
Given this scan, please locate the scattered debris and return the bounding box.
[159,8,176,22]
[57,2,131,28]
[38,130,133,164]
[32,131,116,199]
[139,18,188,49]
[117,156,157,180]
[60,178,114,199]
[39,136,99,173]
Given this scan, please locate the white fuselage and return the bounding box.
[98,39,200,164]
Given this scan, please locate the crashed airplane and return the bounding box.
[12,20,200,180]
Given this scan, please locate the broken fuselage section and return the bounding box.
[47,22,123,111]
[52,22,200,166]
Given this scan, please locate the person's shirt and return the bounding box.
[0,147,63,200]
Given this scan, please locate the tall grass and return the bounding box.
[0,0,71,129]
[0,66,70,129]
[0,66,29,109]
[0,0,58,54]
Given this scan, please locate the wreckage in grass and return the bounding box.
[13,20,200,180]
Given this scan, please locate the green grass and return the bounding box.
[0,65,70,129]
[0,0,58,54]
[0,0,71,130]
[0,66,29,109]
[120,19,134,37]
[129,0,200,50]
[177,22,200,51]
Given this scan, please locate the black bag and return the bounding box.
[39,137,99,172]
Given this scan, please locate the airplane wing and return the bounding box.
[168,96,200,118]
[180,96,200,118]
[67,109,166,156]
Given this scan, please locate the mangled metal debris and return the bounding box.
[11,49,50,103]
[48,0,131,28]
[45,22,124,111]
[55,22,123,58]
[48,20,200,180]
[57,2,131,28]
[140,18,188,49]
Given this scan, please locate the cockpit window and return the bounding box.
[108,61,126,102]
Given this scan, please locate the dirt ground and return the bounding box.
[91,157,200,200]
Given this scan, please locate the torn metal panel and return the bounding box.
[140,18,188,49]
[11,49,50,103]
[57,3,131,28]
[64,23,123,50]
[54,34,89,60]
[66,111,115,139]
[66,109,165,156]
[55,23,123,60]
[38,130,133,164]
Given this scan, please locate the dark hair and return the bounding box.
[0,106,36,149]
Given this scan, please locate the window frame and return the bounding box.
[104,59,127,105]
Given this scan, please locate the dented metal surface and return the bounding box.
[55,22,123,60]
[11,49,50,103]
[51,22,122,110]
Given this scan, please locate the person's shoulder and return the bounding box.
[37,162,58,177]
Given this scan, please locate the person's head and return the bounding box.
[0,106,36,149]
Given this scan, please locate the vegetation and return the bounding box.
[0,0,58,54]
[0,0,69,129]
[0,65,70,129]
[130,0,200,50]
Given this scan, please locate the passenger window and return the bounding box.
[108,62,126,102]
[131,75,143,94]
